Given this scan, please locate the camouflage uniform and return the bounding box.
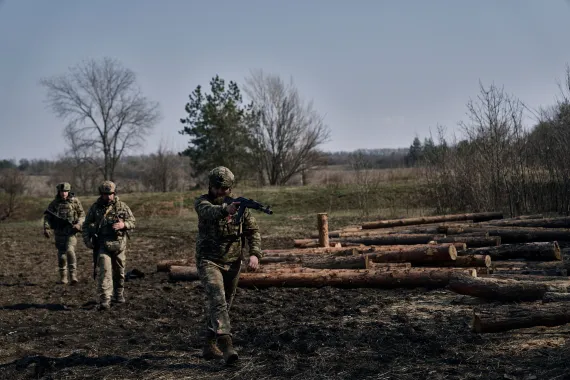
[195,166,262,363]
[43,182,85,284]
[82,181,135,308]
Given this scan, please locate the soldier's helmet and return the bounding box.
[208,166,235,188]
[98,180,116,195]
[56,182,72,192]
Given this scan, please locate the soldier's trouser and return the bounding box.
[197,259,241,337]
[97,247,126,302]
[54,234,77,275]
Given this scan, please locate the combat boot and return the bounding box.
[111,289,125,304]
[217,335,238,365]
[202,332,223,360]
[97,298,111,311]
[69,271,78,285]
[57,270,68,285]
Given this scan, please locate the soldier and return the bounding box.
[43,182,85,285]
[194,166,262,365]
[82,181,135,311]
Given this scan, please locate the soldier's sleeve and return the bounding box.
[82,204,96,242]
[75,198,86,225]
[194,196,228,221]
[43,200,56,230]
[121,203,135,230]
[243,209,262,259]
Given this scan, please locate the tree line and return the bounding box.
[406,65,570,216]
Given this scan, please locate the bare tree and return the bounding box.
[0,168,28,222]
[40,57,161,180]
[143,140,188,192]
[243,69,331,185]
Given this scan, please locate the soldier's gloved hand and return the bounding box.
[72,223,82,232]
[84,239,94,249]
[112,219,125,231]
[225,202,240,215]
[43,229,51,239]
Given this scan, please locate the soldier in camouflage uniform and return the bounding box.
[82,181,135,310]
[43,182,85,285]
[194,166,262,365]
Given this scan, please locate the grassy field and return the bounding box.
[1,182,569,379]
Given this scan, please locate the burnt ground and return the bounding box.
[1,220,569,380]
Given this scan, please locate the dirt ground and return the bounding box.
[1,220,569,380]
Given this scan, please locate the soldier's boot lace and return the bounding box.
[217,335,238,365]
[202,332,223,360]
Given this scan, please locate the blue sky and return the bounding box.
[1,0,570,162]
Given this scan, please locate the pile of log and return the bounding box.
[159,211,570,333]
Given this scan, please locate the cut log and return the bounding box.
[157,259,190,272]
[317,213,330,247]
[295,234,445,248]
[301,254,370,269]
[542,292,570,303]
[483,217,570,229]
[169,265,200,281]
[492,260,566,270]
[480,274,569,281]
[490,269,567,276]
[437,236,501,247]
[361,212,503,229]
[364,244,457,264]
[263,247,358,257]
[168,266,476,287]
[460,242,561,261]
[472,303,570,333]
[415,254,491,268]
[369,262,412,269]
[461,227,570,243]
[236,268,477,288]
[447,274,569,301]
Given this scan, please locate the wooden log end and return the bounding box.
[449,245,458,260]
[484,255,492,268]
[554,241,561,261]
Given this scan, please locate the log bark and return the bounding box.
[461,227,570,243]
[157,259,190,272]
[472,303,570,333]
[361,212,503,229]
[295,234,445,248]
[480,274,569,281]
[492,260,566,269]
[415,255,491,268]
[447,274,569,301]
[461,242,561,261]
[301,254,370,269]
[437,236,501,247]
[542,292,570,303]
[236,268,476,288]
[317,213,329,247]
[168,266,476,287]
[490,269,567,276]
[364,244,457,264]
[482,217,570,229]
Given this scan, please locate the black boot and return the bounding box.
[217,335,238,365]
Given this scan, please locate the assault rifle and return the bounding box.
[44,209,78,230]
[226,196,273,224]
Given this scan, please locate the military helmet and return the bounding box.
[208,166,235,188]
[56,182,72,192]
[98,180,116,195]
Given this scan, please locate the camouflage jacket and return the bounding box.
[194,193,262,264]
[82,196,135,244]
[43,194,85,236]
